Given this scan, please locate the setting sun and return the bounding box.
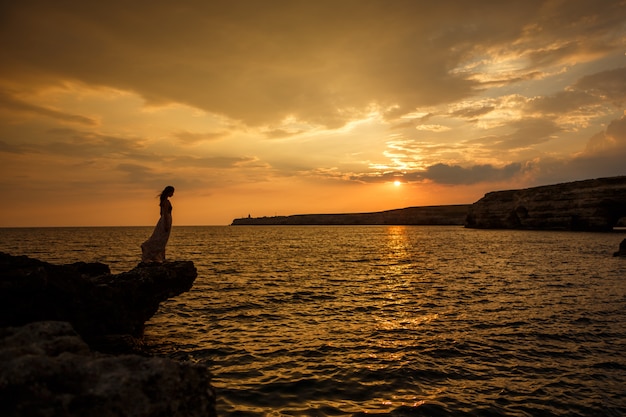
[394,181,402,187]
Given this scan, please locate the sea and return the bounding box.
[1,225,625,417]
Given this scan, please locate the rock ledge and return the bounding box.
[0,252,196,348]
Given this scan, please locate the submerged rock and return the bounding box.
[0,252,197,348]
[614,239,626,257]
[0,321,216,417]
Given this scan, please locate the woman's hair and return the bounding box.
[158,186,175,204]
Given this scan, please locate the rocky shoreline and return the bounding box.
[0,252,217,417]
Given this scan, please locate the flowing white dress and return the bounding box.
[141,199,172,263]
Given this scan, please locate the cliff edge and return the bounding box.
[465,176,626,231]
[0,252,197,348]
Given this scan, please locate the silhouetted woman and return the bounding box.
[141,185,175,263]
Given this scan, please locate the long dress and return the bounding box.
[141,199,172,263]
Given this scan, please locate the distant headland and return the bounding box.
[466,176,626,232]
[232,204,471,226]
[232,176,626,231]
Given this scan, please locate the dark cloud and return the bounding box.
[173,130,228,144]
[116,163,153,176]
[450,106,496,119]
[0,127,146,159]
[421,162,523,185]
[3,0,622,127]
[521,115,626,185]
[518,0,625,70]
[0,140,26,153]
[115,163,175,189]
[0,89,97,125]
[525,90,597,115]
[170,155,258,169]
[583,115,626,155]
[525,67,626,115]
[488,118,562,150]
[573,67,626,106]
[43,128,143,157]
[263,129,305,139]
[38,128,256,173]
[349,162,523,185]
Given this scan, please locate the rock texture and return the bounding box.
[465,176,626,231]
[0,252,197,347]
[0,255,216,417]
[0,321,216,417]
[232,204,470,226]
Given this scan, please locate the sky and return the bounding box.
[1,0,625,226]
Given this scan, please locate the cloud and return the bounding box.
[263,128,308,139]
[525,67,626,116]
[115,163,178,190]
[349,113,626,188]
[573,67,626,105]
[415,124,451,132]
[170,155,259,169]
[516,114,626,185]
[42,128,144,158]
[172,130,228,145]
[0,89,97,125]
[461,117,562,152]
[420,162,523,185]
[494,118,562,149]
[4,1,622,129]
[525,90,597,115]
[582,115,626,155]
[450,106,496,119]
[0,140,26,153]
[348,161,523,186]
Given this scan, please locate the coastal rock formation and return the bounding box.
[0,321,216,417]
[232,204,470,226]
[0,252,197,347]
[465,176,626,231]
[614,239,626,257]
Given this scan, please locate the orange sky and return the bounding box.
[1,0,625,226]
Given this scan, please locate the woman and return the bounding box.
[141,186,175,263]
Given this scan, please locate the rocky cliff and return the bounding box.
[232,204,470,226]
[0,252,197,347]
[465,176,626,231]
[0,253,217,417]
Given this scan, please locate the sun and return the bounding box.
[393,180,402,187]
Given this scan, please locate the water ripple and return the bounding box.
[2,226,626,416]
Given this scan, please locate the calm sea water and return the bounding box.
[1,226,625,416]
